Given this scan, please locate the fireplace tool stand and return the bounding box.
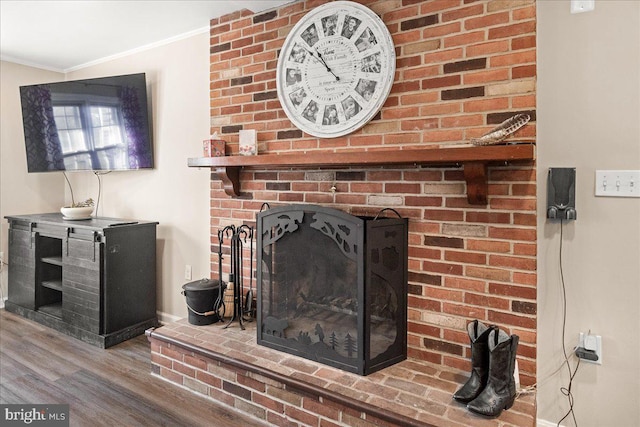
[218,224,254,330]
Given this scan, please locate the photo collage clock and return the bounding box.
[276,1,396,138]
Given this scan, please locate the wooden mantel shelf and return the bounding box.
[188,143,535,205]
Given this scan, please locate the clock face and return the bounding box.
[276,1,395,138]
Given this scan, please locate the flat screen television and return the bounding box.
[19,73,153,172]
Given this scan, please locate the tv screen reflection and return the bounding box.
[20,73,153,172]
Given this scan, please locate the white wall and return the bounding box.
[537,1,640,426]
[64,32,212,321]
[0,61,65,303]
[0,31,212,320]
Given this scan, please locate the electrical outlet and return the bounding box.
[184,265,192,281]
[577,332,602,365]
[571,0,594,14]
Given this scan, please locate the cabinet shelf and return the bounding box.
[188,143,535,205]
[42,256,63,266]
[41,280,63,292]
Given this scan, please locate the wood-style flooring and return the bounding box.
[0,310,266,427]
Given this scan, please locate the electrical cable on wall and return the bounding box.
[557,218,580,427]
[63,171,76,206]
[94,171,111,216]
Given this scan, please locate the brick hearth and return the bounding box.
[147,321,535,427]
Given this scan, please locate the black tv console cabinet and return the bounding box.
[4,213,158,348]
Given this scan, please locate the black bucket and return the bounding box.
[181,279,226,325]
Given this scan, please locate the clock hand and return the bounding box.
[314,49,340,81]
[304,48,340,81]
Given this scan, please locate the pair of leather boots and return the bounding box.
[453,320,519,417]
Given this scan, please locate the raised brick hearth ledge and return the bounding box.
[147,320,535,427]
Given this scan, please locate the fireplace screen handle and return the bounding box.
[373,208,402,220]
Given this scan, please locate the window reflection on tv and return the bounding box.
[19,73,153,172]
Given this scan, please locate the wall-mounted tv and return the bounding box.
[19,73,153,172]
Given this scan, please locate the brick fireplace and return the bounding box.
[151,0,537,425]
[205,0,537,383]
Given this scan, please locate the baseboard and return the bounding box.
[1,305,181,324]
[156,310,182,325]
[538,419,564,427]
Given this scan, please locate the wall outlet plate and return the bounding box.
[578,332,602,365]
[571,0,595,14]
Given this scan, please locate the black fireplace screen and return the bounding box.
[257,204,407,375]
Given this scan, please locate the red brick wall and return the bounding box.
[208,0,537,385]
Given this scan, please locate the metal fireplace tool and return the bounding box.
[217,224,254,330]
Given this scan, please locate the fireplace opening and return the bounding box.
[257,204,408,375]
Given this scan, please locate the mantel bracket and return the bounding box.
[214,166,241,197]
[463,162,488,205]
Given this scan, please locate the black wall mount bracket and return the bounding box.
[547,167,577,220]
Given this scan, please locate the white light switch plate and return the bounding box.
[595,170,640,198]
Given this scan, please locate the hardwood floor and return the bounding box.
[0,310,266,427]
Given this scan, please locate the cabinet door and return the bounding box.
[103,225,157,333]
[7,227,36,309]
[62,237,103,333]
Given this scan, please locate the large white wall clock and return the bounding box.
[276,1,396,138]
